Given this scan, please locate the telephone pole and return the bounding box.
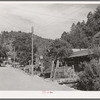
[14,46,15,68]
[31,26,34,75]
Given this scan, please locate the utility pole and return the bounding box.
[53,60,59,81]
[50,60,54,80]
[31,26,34,75]
[14,46,15,68]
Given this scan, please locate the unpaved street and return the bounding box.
[0,67,75,91]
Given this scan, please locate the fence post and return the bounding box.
[31,65,34,75]
[63,65,66,76]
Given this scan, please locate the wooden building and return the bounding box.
[65,49,93,72]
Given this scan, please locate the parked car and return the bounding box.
[1,61,12,67]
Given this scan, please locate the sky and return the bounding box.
[0,2,99,39]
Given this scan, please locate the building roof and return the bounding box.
[72,49,87,52]
[43,68,51,73]
[69,49,93,58]
[93,32,100,38]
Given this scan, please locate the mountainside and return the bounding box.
[0,31,53,65]
[61,5,100,49]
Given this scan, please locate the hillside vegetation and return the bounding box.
[0,31,53,65]
[61,5,100,49]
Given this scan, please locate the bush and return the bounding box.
[92,47,100,58]
[77,62,100,91]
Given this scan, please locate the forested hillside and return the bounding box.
[0,31,53,65]
[61,5,100,49]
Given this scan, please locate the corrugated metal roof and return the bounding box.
[69,49,93,58]
[72,49,87,52]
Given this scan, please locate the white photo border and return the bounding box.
[0,1,100,99]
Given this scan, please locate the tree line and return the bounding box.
[61,5,100,49]
[0,5,100,69]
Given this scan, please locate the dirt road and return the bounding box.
[0,67,75,91]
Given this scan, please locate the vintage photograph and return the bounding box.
[0,1,100,91]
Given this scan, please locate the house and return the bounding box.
[65,49,94,72]
[43,49,93,76]
[42,48,99,78]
